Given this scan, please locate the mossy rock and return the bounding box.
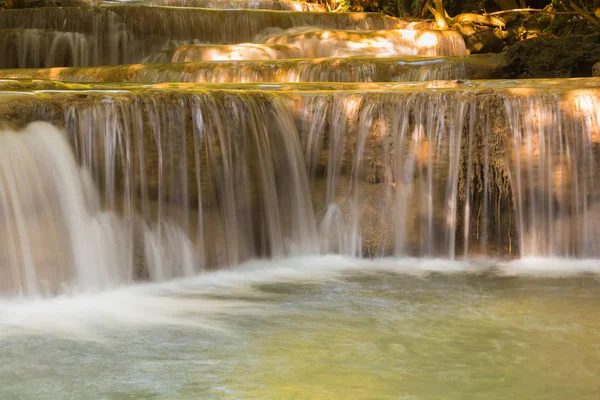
[503,34,600,78]
[593,62,600,77]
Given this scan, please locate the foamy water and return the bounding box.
[0,256,599,399]
[1,256,599,339]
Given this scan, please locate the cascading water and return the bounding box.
[0,6,402,67]
[0,93,321,293]
[1,82,599,278]
[0,28,134,68]
[505,90,600,257]
[0,56,500,83]
[258,28,467,57]
[171,43,304,62]
[298,86,600,258]
[0,89,323,294]
[0,0,597,286]
[0,122,134,295]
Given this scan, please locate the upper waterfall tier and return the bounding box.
[1,79,599,267]
[163,27,466,60]
[259,28,467,57]
[0,6,417,66]
[0,7,403,36]
[0,55,501,83]
[0,28,132,68]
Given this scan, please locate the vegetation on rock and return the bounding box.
[504,33,600,77]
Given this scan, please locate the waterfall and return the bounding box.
[0,122,134,295]
[1,2,599,297]
[0,91,321,294]
[1,83,598,270]
[171,44,304,62]
[0,7,402,67]
[259,28,467,57]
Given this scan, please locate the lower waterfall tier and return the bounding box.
[0,79,599,293]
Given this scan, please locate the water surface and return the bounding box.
[1,256,599,399]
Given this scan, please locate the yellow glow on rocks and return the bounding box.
[569,89,600,144]
[172,44,302,62]
[571,90,598,113]
[343,95,361,118]
[264,29,467,58]
[416,32,438,49]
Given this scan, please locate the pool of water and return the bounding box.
[1,256,599,399]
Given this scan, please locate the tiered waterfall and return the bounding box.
[0,1,598,295]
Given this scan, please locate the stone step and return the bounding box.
[0,55,501,82]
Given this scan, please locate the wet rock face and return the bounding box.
[503,34,600,78]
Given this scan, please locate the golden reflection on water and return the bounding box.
[220,274,600,400]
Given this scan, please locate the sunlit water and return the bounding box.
[1,256,599,399]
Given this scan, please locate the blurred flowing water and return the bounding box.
[1,82,600,293]
[1,256,599,399]
[0,1,599,398]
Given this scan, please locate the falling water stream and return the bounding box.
[0,1,599,399]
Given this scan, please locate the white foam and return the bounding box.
[499,257,600,277]
[0,255,598,340]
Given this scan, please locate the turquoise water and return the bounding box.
[1,256,599,399]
